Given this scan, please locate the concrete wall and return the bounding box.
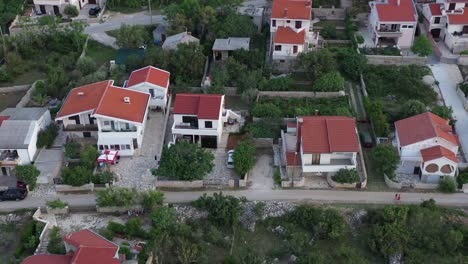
[456,86,468,110]
[281,177,305,188]
[365,55,428,66]
[0,84,30,92]
[413,182,438,189]
[313,7,346,20]
[55,183,94,193]
[458,55,468,65]
[463,184,468,193]
[96,205,142,213]
[384,173,402,189]
[46,206,69,215]
[155,179,204,188]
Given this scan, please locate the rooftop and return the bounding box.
[127,66,171,89]
[212,37,250,51]
[421,145,458,163]
[429,3,442,16]
[448,8,468,25]
[173,94,224,120]
[271,0,312,20]
[0,107,48,121]
[237,5,264,17]
[0,120,35,149]
[162,31,199,49]
[374,0,417,22]
[274,26,306,44]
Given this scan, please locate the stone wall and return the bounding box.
[96,205,142,213]
[413,182,438,189]
[0,84,30,92]
[458,55,468,65]
[281,177,305,188]
[313,7,346,20]
[365,55,428,66]
[55,183,94,193]
[46,206,69,215]
[16,80,43,107]
[384,174,402,189]
[258,90,345,99]
[155,179,204,188]
[463,184,468,194]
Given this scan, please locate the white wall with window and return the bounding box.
[270,19,310,33]
[272,43,304,59]
[126,82,168,110]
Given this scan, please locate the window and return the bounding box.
[99,145,104,150]
[295,21,302,29]
[103,121,110,126]
[293,45,298,54]
[286,20,290,23]
[407,25,413,28]
[402,25,408,28]
[149,89,155,98]
[275,45,282,51]
[126,144,131,150]
[272,20,276,27]
[205,121,213,128]
[110,145,115,150]
[115,145,120,150]
[446,23,448,28]
[280,60,285,63]
[434,17,440,24]
[104,145,109,150]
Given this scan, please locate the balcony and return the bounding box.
[64,124,98,132]
[0,152,20,166]
[376,25,402,38]
[101,128,137,133]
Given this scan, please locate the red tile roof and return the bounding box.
[375,0,417,22]
[298,116,359,153]
[421,146,458,163]
[94,86,150,123]
[448,8,468,25]
[173,94,223,120]
[127,66,170,89]
[274,27,306,44]
[22,255,72,264]
[56,80,112,119]
[429,3,442,16]
[57,81,150,124]
[0,116,9,126]
[395,112,459,147]
[272,0,312,20]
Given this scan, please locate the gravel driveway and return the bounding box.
[249,151,275,190]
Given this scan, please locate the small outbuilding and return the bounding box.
[212,37,250,61]
[162,31,200,50]
[153,24,168,45]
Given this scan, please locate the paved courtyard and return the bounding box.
[111,111,166,191]
[249,151,275,190]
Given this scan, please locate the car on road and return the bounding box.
[0,188,28,201]
[89,6,101,16]
[227,150,235,169]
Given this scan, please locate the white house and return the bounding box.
[281,116,360,177]
[55,80,150,156]
[270,0,319,61]
[394,112,460,183]
[368,0,418,49]
[212,38,250,61]
[33,0,103,15]
[171,94,240,149]
[0,108,51,176]
[423,0,468,54]
[162,32,200,50]
[126,66,170,111]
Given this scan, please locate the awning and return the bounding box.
[97,150,119,163]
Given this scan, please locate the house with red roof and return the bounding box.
[394,112,460,183]
[422,0,468,54]
[55,79,150,156]
[368,0,418,48]
[270,0,319,61]
[22,229,121,264]
[171,94,240,148]
[125,66,170,111]
[281,116,360,178]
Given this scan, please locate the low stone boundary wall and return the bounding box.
[0,84,30,92]
[16,80,43,107]
[326,174,358,188]
[384,174,402,189]
[463,184,468,194]
[281,177,305,188]
[455,87,468,110]
[313,7,346,20]
[258,90,345,99]
[155,179,204,188]
[365,55,428,66]
[228,172,249,188]
[46,206,69,215]
[413,183,438,189]
[96,205,142,213]
[55,183,94,193]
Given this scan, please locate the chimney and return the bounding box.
[78,92,84,96]
[314,109,319,116]
[284,8,288,18]
[124,97,131,104]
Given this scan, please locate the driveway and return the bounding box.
[429,63,468,159]
[249,151,275,190]
[84,12,166,34]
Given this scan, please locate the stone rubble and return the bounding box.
[30,184,57,198]
[173,205,208,223]
[0,212,32,224]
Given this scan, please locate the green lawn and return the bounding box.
[85,40,118,67]
[0,70,45,87]
[0,91,27,111]
[225,96,250,111]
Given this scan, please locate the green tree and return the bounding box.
[339,52,367,81]
[150,206,177,233]
[297,49,337,80]
[37,124,59,148]
[115,24,149,49]
[15,165,40,190]
[142,190,164,212]
[80,145,99,170]
[401,100,426,118]
[61,166,92,186]
[320,22,338,39]
[333,169,360,184]
[411,35,433,57]
[233,138,256,176]
[76,56,97,76]
[96,187,140,207]
[192,192,243,227]
[47,227,66,254]
[125,218,147,238]
[251,103,282,118]
[64,5,79,17]
[456,172,468,188]
[439,177,457,193]
[364,99,389,137]
[65,141,81,159]
[431,105,454,121]
[372,144,400,178]
[169,43,206,84]
[154,142,215,180]
[216,13,257,38]
[313,71,345,92]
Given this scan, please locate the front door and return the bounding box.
[133,138,138,149]
[39,5,46,14]
[449,3,456,10]
[53,5,60,15]
[293,45,298,54]
[295,21,302,29]
[1,167,7,176]
[463,26,468,35]
[312,154,320,165]
[413,166,421,175]
[88,115,95,125]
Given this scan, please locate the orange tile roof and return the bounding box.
[56,80,113,119]
[429,3,442,16]
[173,94,223,120]
[22,255,72,264]
[127,66,170,89]
[448,8,468,25]
[421,146,458,163]
[274,26,306,44]
[375,0,417,22]
[272,0,312,20]
[395,112,459,147]
[298,116,359,153]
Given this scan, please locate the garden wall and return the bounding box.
[0,84,30,92]
[228,172,249,188]
[313,7,346,20]
[384,174,402,189]
[365,55,428,66]
[281,176,304,188]
[458,55,468,65]
[155,179,204,188]
[16,80,42,107]
[326,174,357,188]
[463,184,468,194]
[413,182,438,189]
[96,205,142,213]
[257,90,345,99]
[46,206,69,215]
[55,183,94,193]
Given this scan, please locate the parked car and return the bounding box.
[227,150,235,169]
[89,6,101,16]
[16,181,27,190]
[0,188,28,201]
[360,131,373,148]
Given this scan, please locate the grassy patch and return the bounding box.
[362,148,389,191]
[225,95,249,110]
[0,70,45,87]
[0,91,26,111]
[86,40,118,67]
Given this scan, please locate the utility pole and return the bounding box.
[148,0,153,25]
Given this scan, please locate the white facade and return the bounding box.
[127,82,168,110]
[272,41,305,59]
[33,0,99,15]
[270,18,311,33]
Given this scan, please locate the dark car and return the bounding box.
[89,6,101,16]
[0,188,28,201]
[360,131,373,148]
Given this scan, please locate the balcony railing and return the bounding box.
[101,128,137,133]
[64,124,98,132]
[0,152,20,165]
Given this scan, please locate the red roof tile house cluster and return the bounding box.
[422,0,468,54]
[22,229,121,264]
[368,0,418,48]
[270,0,319,61]
[171,94,241,148]
[281,116,360,179]
[55,79,151,156]
[394,112,460,183]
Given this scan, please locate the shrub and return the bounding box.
[355,34,364,44]
[107,221,126,235]
[439,177,457,193]
[76,56,97,75]
[456,172,468,189]
[259,76,294,91]
[192,192,243,227]
[64,5,79,17]
[47,227,66,254]
[96,187,140,207]
[61,166,93,186]
[411,35,432,57]
[80,145,99,170]
[365,99,389,137]
[459,82,468,95]
[233,138,256,176]
[47,199,68,209]
[125,218,147,238]
[251,103,282,118]
[320,22,338,39]
[141,190,164,212]
[273,167,281,186]
[37,124,59,148]
[15,165,40,191]
[332,169,360,184]
[65,141,81,159]
[313,71,344,92]
[93,171,115,184]
[372,144,400,179]
[102,228,115,240]
[150,206,177,233]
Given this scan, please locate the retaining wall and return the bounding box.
[384,174,402,189]
[46,206,69,215]
[155,179,204,188]
[96,205,142,213]
[326,174,357,188]
[365,55,428,66]
[16,80,42,107]
[258,90,345,99]
[313,7,346,20]
[55,183,94,193]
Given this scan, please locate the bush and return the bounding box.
[273,167,281,186]
[251,103,282,118]
[15,165,40,191]
[313,71,344,92]
[65,141,81,159]
[61,166,93,186]
[64,5,79,17]
[456,172,468,189]
[47,227,66,254]
[92,171,115,184]
[80,145,99,170]
[259,76,294,91]
[47,199,68,209]
[320,22,338,39]
[96,187,140,207]
[332,169,360,184]
[233,138,256,176]
[102,228,115,240]
[411,35,432,57]
[355,34,364,44]
[37,124,59,148]
[76,56,97,75]
[372,144,400,179]
[439,177,457,193]
[125,218,147,238]
[107,221,126,235]
[192,192,243,227]
[141,190,164,212]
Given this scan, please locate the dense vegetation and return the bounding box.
[0,0,24,32]
[233,138,256,176]
[15,165,40,190]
